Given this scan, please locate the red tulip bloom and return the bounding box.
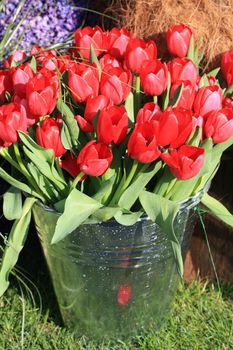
[77,140,113,176]
[26,68,59,117]
[128,122,160,163]
[60,152,81,178]
[161,145,204,180]
[97,105,128,145]
[68,62,99,103]
[4,50,26,68]
[125,38,157,74]
[11,63,34,97]
[0,70,13,103]
[99,54,121,70]
[100,66,132,105]
[166,24,193,58]
[75,115,94,133]
[74,26,107,60]
[221,49,233,87]
[223,97,233,109]
[170,80,196,110]
[56,55,77,74]
[204,109,233,143]
[194,86,223,117]
[157,107,194,148]
[140,60,168,96]
[136,102,162,124]
[84,95,112,123]
[0,102,27,147]
[107,27,132,60]
[168,58,197,86]
[117,285,132,306]
[36,117,66,157]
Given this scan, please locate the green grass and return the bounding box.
[0,274,232,350]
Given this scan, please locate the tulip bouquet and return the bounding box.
[0,23,233,297]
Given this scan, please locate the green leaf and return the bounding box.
[52,189,103,244]
[162,72,171,110]
[124,92,134,127]
[187,34,195,61]
[225,84,233,97]
[30,55,37,73]
[27,163,58,201]
[92,174,116,203]
[90,44,102,80]
[61,122,73,150]
[0,166,44,201]
[19,132,54,163]
[168,82,184,107]
[93,206,120,221]
[198,74,210,88]
[56,98,79,147]
[114,210,143,225]
[23,146,66,191]
[118,161,162,210]
[139,190,183,276]
[0,197,37,297]
[3,187,22,220]
[207,67,220,78]
[201,193,233,228]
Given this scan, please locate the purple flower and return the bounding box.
[0,0,96,53]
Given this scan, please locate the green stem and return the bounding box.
[153,95,158,103]
[110,160,139,205]
[70,172,85,192]
[134,76,141,116]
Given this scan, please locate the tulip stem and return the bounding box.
[70,172,85,191]
[134,76,141,116]
[153,96,158,103]
[110,160,139,204]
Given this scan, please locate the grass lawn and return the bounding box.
[0,228,232,350]
[0,269,233,350]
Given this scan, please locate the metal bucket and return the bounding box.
[32,191,203,339]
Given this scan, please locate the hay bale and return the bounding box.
[108,0,233,70]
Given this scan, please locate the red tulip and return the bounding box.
[99,54,121,70]
[194,86,223,117]
[204,109,233,143]
[36,117,66,157]
[107,27,132,60]
[84,95,112,123]
[56,55,77,74]
[168,58,197,86]
[166,24,193,58]
[0,102,27,147]
[136,102,162,124]
[4,50,26,68]
[77,140,113,176]
[170,80,196,110]
[125,38,157,74]
[128,122,160,163]
[140,60,167,96]
[0,70,13,103]
[100,66,132,105]
[161,145,204,180]
[11,64,34,97]
[74,26,107,60]
[117,285,132,306]
[68,62,99,103]
[157,107,194,148]
[26,68,59,116]
[223,97,233,109]
[60,152,81,178]
[97,105,128,145]
[221,49,233,87]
